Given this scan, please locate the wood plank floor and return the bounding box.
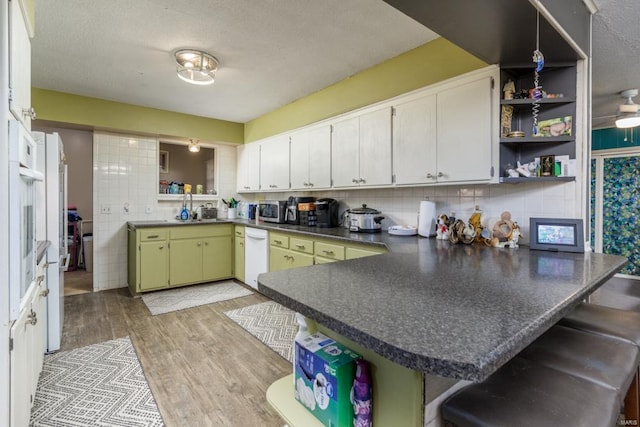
[61,284,291,426]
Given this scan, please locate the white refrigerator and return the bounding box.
[34,132,68,352]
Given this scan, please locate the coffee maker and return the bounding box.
[285,196,315,225]
[315,198,340,228]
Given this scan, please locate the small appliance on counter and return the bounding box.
[286,196,315,225]
[315,198,340,228]
[258,200,287,224]
[346,204,385,233]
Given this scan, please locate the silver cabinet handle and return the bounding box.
[352,178,359,183]
[322,250,334,256]
[159,245,164,249]
[22,107,36,120]
[40,289,50,297]
[438,172,445,178]
[308,182,314,187]
[295,244,305,249]
[148,234,159,239]
[27,310,37,326]
[239,242,244,247]
[274,239,283,244]
[426,173,434,179]
[359,178,366,183]
[197,241,202,246]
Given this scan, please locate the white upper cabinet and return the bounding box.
[392,95,438,185]
[436,75,494,183]
[290,125,331,190]
[260,134,290,191]
[332,107,392,188]
[236,142,260,192]
[9,0,34,130]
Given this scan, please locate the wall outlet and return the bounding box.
[145,205,152,214]
[100,205,112,214]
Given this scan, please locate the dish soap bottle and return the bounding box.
[180,203,189,221]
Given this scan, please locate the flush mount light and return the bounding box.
[615,89,640,128]
[175,49,219,85]
[188,139,200,153]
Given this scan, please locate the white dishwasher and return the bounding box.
[245,227,269,290]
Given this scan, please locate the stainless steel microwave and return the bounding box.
[258,200,287,223]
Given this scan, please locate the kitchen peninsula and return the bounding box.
[257,236,627,426]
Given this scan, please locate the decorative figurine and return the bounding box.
[469,207,484,243]
[436,214,450,240]
[503,79,516,100]
[449,219,476,245]
[486,212,521,248]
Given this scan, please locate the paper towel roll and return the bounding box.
[418,201,436,237]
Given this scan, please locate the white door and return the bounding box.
[358,107,392,186]
[331,116,360,188]
[8,0,33,130]
[437,76,493,183]
[306,125,331,189]
[244,228,268,290]
[260,135,290,191]
[393,95,438,184]
[237,142,260,192]
[289,130,310,190]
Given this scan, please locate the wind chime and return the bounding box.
[532,11,544,136]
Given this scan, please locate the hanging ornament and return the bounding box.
[532,11,544,136]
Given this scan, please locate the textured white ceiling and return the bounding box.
[591,0,640,129]
[31,1,638,129]
[31,0,438,123]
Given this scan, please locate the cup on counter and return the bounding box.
[227,207,237,219]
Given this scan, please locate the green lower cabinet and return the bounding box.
[169,239,204,285]
[345,245,386,260]
[314,256,338,265]
[234,237,245,282]
[139,241,169,291]
[270,246,314,272]
[203,236,233,281]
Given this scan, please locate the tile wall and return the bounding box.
[94,131,579,291]
[92,132,238,291]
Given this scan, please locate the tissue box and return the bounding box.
[294,333,361,427]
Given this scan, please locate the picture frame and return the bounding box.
[529,217,585,253]
[159,150,169,173]
[540,155,555,176]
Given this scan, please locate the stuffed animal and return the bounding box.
[436,214,450,240]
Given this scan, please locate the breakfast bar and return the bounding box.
[258,238,628,425]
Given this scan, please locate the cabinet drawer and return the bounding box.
[140,229,168,241]
[314,241,345,261]
[170,224,231,239]
[270,232,289,249]
[234,226,245,238]
[289,237,313,255]
[345,245,387,260]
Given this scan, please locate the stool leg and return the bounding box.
[624,368,639,426]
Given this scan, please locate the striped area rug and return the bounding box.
[142,280,253,315]
[30,337,164,427]
[224,301,297,363]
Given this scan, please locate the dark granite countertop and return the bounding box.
[257,238,627,382]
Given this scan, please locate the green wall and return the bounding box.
[32,38,486,144]
[244,38,487,142]
[31,88,244,144]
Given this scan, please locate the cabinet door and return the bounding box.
[437,76,493,183]
[270,246,292,272]
[306,125,332,189]
[260,135,290,190]
[290,131,309,190]
[331,116,360,188]
[237,142,260,192]
[345,246,386,260]
[358,107,392,186]
[140,241,169,290]
[9,0,32,130]
[202,236,233,281]
[288,251,314,269]
[393,96,438,184]
[169,239,202,286]
[10,301,32,427]
[234,237,245,283]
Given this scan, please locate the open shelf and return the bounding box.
[500,136,575,144]
[499,176,575,184]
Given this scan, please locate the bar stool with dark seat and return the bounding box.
[517,324,639,402]
[560,302,640,346]
[441,356,621,427]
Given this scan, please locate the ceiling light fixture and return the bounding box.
[615,89,640,128]
[188,139,200,153]
[175,49,219,85]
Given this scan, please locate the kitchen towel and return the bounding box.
[418,201,436,237]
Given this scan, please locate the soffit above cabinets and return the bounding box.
[383,0,590,64]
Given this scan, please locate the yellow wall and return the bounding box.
[31,88,244,144]
[32,38,486,144]
[244,38,487,142]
